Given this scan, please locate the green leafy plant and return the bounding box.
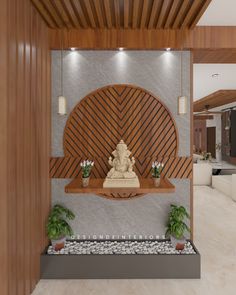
[80,160,94,178]
[166,204,190,239]
[151,161,164,178]
[46,204,75,240]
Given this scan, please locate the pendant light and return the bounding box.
[58,31,67,115]
[178,34,187,115]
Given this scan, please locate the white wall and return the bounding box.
[193,64,236,100]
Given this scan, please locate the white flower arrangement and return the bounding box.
[151,161,164,178]
[80,160,94,178]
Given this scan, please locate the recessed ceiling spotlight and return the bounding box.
[119,47,124,51]
[211,73,220,78]
[70,47,76,51]
[166,47,171,51]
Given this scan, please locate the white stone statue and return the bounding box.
[103,140,140,188]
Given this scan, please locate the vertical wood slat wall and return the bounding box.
[0,0,51,294]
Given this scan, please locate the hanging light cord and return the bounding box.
[180,30,183,97]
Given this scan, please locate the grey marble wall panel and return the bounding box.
[51,50,191,237]
[52,179,190,238]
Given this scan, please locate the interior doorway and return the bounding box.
[207,127,216,158]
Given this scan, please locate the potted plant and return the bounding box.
[80,159,94,187]
[166,204,190,250]
[46,204,75,251]
[200,151,212,162]
[151,161,164,187]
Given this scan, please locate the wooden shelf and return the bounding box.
[65,178,175,199]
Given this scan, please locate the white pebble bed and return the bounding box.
[47,240,196,255]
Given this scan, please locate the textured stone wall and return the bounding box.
[51,50,191,237]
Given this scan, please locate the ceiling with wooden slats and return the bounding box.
[194,90,236,112]
[31,0,212,29]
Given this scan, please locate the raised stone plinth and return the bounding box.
[103,177,140,188]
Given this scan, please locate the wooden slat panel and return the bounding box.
[103,0,112,28]
[156,0,172,29]
[51,0,73,29]
[190,0,212,29]
[62,0,81,28]
[71,0,88,28]
[148,0,161,29]
[83,0,96,28]
[31,0,56,27]
[114,0,120,28]
[32,0,210,29]
[49,84,192,184]
[164,0,181,29]
[124,0,129,28]
[181,0,202,29]
[1,0,51,294]
[64,84,178,160]
[93,0,104,28]
[140,0,148,28]
[42,0,64,28]
[50,156,192,179]
[0,1,10,294]
[132,0,140,29]
[172,0,189,29]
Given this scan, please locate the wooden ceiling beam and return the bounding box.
[31,0,57,28]
[140,0,148,29]
[49,27,236,50]
[148,0,161,29]
[132,0,140,29]
[172,0,189,29]
[103,0,113,28]
[193,49,236,63]
[156,0,172,29]
[93,0,105,28]
[62,0,81,28]
[52,0,73,29]
[71,0,88,29]
[181,0,203,29]
[189,0,212,29]
[41,0,64,28]
[124,0,129,29]
[164,0,181,29]
[83,0,96,28]
[194,90,236,113]
[114,0,121,28]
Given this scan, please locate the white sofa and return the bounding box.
[193,163,212,186]
[212,174,236,201]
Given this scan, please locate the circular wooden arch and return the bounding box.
[63,84,178,179]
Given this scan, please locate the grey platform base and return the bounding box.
[41,240,200,279]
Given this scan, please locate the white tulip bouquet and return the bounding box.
[80,160,94,178]
[151,161,164,178]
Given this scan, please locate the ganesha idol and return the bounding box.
[103,140,140,188]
